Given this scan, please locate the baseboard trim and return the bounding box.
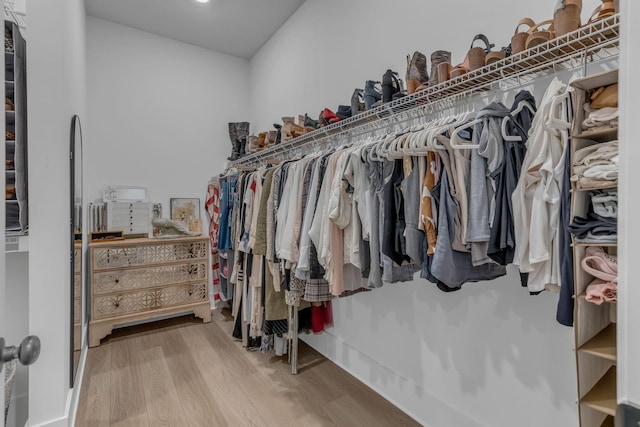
[68,340,88,427]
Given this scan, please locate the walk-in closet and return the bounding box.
[2,1,640,426]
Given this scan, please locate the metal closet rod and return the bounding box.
[229,13,619,169]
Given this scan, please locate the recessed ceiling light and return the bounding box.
[194,0,210,3]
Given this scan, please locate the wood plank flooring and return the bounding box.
[75,308,420,427]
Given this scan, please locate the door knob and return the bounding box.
[0,336,41,370]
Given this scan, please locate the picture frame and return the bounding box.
[170,198,200,226]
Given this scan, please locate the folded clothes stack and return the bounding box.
[569,212,617,244]
[570,140,618,189]
[582,83,618,132]
[581,246,617,305]
[589,188,617,218]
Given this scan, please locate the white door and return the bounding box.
[2,3,39,426]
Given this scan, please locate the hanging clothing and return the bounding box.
[512,78,567,293]
[430,170,507,289]
[487,90,537,265]
[205,178,222,304]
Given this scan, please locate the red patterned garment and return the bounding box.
[205,179,222,304]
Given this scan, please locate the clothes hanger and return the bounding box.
[501,100,536,142]
[432,111,474,150]
[386,133,408,160]
[450,117,482,149]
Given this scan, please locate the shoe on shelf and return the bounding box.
[336,105,352,120]
[406,51,428,94]
[428,50,451,87]
[304,113,320,129]
[554,0,582,37]
[273,123,282,144]
[319,108,340,126]
[281,116,306,141]
[350,88,365,117]
[382,69,403,103]
[246,135,259,154]
[364,80,382,110]
[257,132,267,148]
[525,20,555,50]
[265,130,277,147]
[448,34,494,80]
[511,18,536,55]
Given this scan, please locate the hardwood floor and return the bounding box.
[75,308,420,427]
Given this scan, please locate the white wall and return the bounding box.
[86,17,250,219]
[250,0,602,132]
[249,1,603,426]
[617,0,640,408]
[27,0,86,425]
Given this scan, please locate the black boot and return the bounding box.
[235,122,249,158]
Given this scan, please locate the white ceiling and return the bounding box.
[85,0,306,59]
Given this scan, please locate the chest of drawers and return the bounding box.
[89,236,211,347]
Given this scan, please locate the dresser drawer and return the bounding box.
[92,282,208,320]
[92,262,207,295]
[92,240,208,270]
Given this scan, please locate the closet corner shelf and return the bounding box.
[571,183,618,192]
[579,323,617,362]
[573,128,618,142]
[581,366,617,417]
[572,242,617,248]
[230,14,619,168]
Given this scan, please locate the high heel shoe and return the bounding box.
[427,50,451,87]
[363,80,382,110]
[319,108,340,126]
[405,51,428,95]
[449,34,494,79]
[554,0,582,37]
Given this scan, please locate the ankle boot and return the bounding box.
[257,132,267,148]
[382,69,402,103]
[265,130,277,147]
[336,105,352,120]
[247,135,259,154]
[406,51,428,95]
[282,117,304,142]
[364,80,382,110]
[304,113,320,129]
[351,89,364,117]
[428,50,451,87]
